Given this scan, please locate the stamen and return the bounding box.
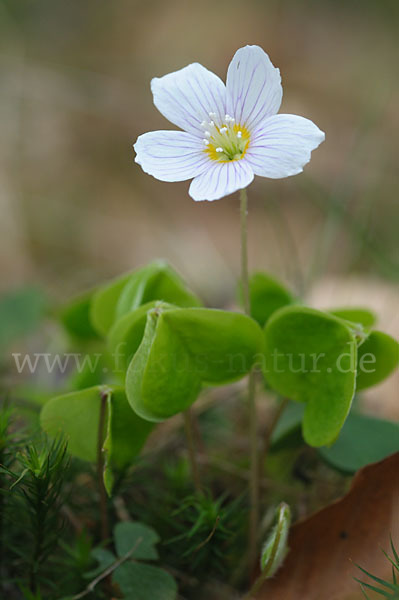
[202,110,249,162]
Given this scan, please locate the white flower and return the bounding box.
[134,45,325,202]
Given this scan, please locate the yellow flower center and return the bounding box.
[201,113,250,162]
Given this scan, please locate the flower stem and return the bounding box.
[240,188,250,315]
[183,409,202,494]
[97,391,109,542]
[240,187,259,574]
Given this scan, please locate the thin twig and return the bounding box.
[193,516,220,553]
[71,537,143,599]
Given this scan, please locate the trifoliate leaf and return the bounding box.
[113,562,177,600]
[114,521,160,560]
[59,290,99,340]
[107,301,175,372]
[126,307,263,421]
[244,272,295,327]
[114,260,201,322]
[263,306,357,446]
[40,386,153,491]
[90,261,201,337]
[329,307,377,330]
[356,331,398,390]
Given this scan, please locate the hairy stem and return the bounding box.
[260,397,289,479]
[97,392,109,542]
[240,187,259,574]
[240,187,251,315]
[183,409,202,493]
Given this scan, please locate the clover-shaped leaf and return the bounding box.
[243,272,295,327]
[114,521,160,561]
[329,307,377,330]
[88,521,177,600]
[356,330,398,390]
[114,260,201,322]
[126,307,263,422]
[40,386,153,491]
[263,306,357,446]
[113,562,177,600]
[59,289,99,341]
[90,261,201,337]
[107,301,175,372]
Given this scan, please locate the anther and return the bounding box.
[216,147,224,153]
[237,131,242,138]
[220,127,228,134]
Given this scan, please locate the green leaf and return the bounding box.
[114,260,201,322]
[103,388,154,470]
[113,562,177,600]
[246,272,295,327]
[0,287,47,351]
[356,331,398,390]
[160,308,264,385]
[126,307,263,421]
[263,306,357,447]
[59,290,99,340]
[114,522,160,561]
[330,307,377,330]
[90,272,134,337]
[125,309,201,422]
[319,413,399,473]
[90,261,201,337]
[40,386,153,474]
[107,301,175,372]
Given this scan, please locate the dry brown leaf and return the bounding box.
[256,453,399,600]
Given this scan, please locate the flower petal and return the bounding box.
[134,130,209,182]
[246,114,325,178]
[226,45,282,131]
[189,160,254,202]
[151,63,226,137]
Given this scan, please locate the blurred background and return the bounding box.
[1,0,398,411]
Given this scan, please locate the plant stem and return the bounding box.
[240,188,250,315]
[97,391,109,542]
[72,538,143,600]
[183,409,202,493]
[240,187,259,574]
[260,397,289,479]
